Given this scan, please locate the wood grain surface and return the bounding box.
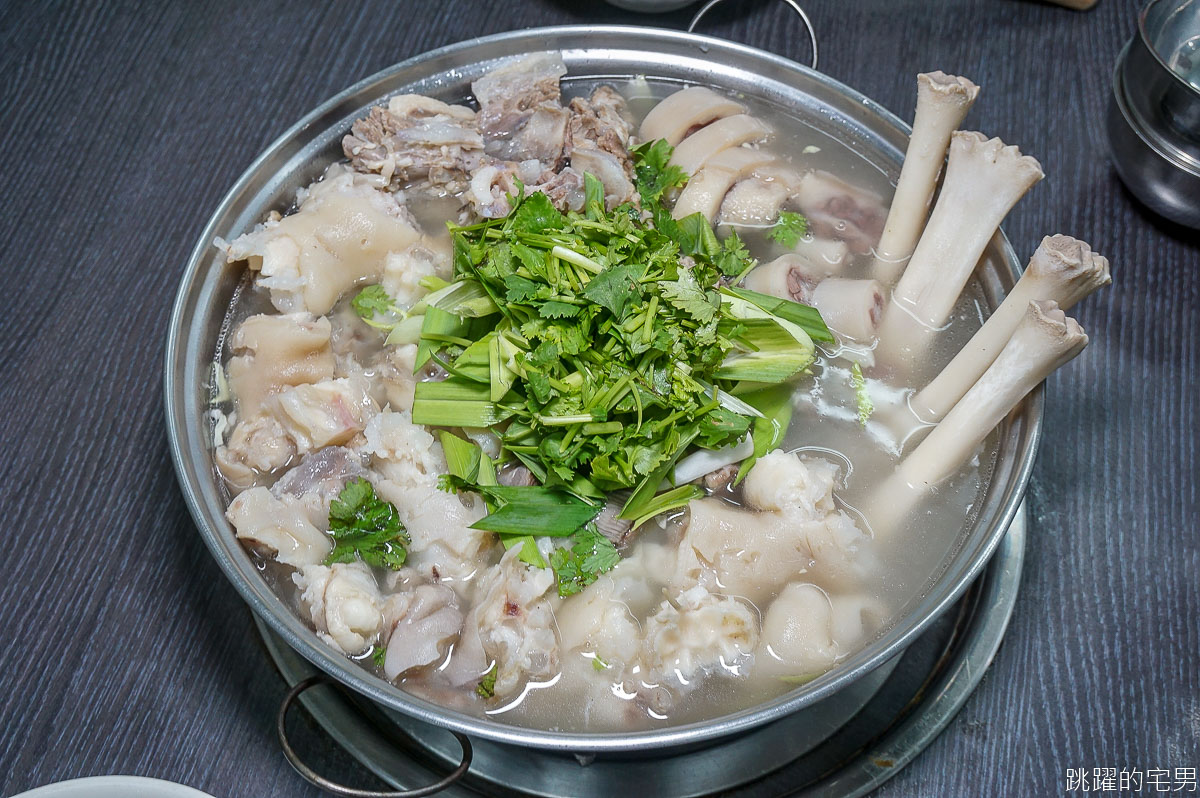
[1,1,1196,796]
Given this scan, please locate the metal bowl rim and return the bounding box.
[164,23,1042,753]
[1138,0,1200,97]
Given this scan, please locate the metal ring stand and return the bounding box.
[688,0,819,70]
[278,675,473,797]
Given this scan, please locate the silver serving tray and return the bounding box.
[164,24,1041,755]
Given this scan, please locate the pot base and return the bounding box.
[258,504,1025,797]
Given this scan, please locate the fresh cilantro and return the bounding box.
[406,138,825,533]
[352,284,394,320]
[511,190,567,234]
[371,645,387,668]
[632,139,689,210]
[592,655,609,672]
[851,361,873,426]
[581,263,644,320]
[324,478,411,569]
[714,230,753,278]
[658,269,717,323]
[549,526,620,597]
[476,663,497,699]
[768,211,809,248]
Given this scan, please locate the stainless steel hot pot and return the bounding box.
[164,24,1040,758]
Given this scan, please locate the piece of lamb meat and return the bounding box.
[342,95,484,191]
[471,53,570,167]
[564,86,637,208]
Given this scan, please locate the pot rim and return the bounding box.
[164,23,1042,753]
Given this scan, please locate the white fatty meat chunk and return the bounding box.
[671,451,871,600]
[226,313,335,417]
[555,575,644,675]
[642,585,758,686]
[462,546,559,699]
[271,377,377,452]
[362,411,492,582]
[293,561,384,655]
[216,412,297,489]
[226,486,331,567]
[742,449,840,516]
[382,583,464,680]
[381,240,450,310]
[379,343,420,413]
[271,446,369,528]
[755,584,886,679]
[223,164,421,316]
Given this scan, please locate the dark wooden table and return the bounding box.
[2,0,1196,795]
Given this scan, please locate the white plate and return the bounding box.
[12,776,216,798]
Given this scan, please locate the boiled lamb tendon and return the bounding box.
[382,583,464,680]
[216,412,297,490]
[871,300,1088,535]
[293,561,384,655]
[756,584,885,678]
[341,94,485,189]
[225,313,334,417]
[362,411,492,583]
[716,164,803,226]
[639,86,746,146]
[791,170,887,256]
[907,235,1110,425]
[456,547,559,700]
[225,486,331,567]
[872,72,980,283]
[672,148,778,221]
[875,133,1044,364]
[671,451,872,601]
[641,585,759,687]
[793,235,850,276]
[269,445,368,528]
[224,165,422,316]
[271,376,377,452]
[669,114,772,175]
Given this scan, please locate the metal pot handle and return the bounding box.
[277,675,473,797]
[687,0,819,71]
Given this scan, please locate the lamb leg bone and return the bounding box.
[870,300,1087,535]
[741,257,882,343]
[873,72,979,283]
[909,235,1110,424]
[876,133,1044,360]
[810,278,885,342]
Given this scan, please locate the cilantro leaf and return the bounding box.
[714,229,754,277]
[352,285,395,321]
[633,139,689,209]
[476,663,497,698]
[550,526,620,597]
[539,300,580,319]
[658,270,717,323]
[324,478,411,569]
[768,211,809,248]
[582,263,644,320]
[371,645,387,668]
[511,191,566,234]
